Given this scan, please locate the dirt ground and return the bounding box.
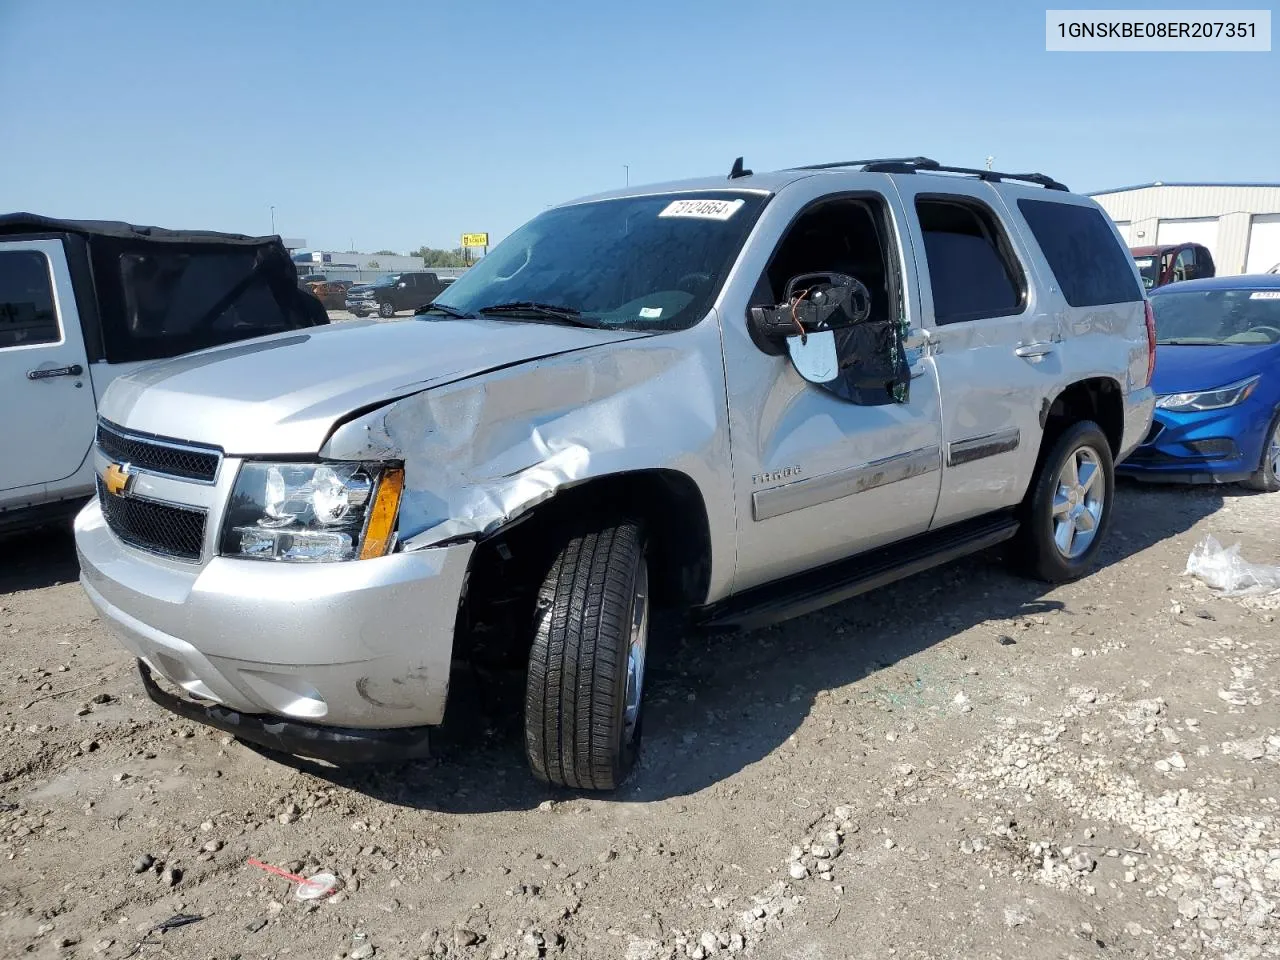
[2,482,1278,960]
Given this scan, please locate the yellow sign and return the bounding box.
[103,462,133,497]
[461,233,489,248]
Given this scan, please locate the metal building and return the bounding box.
[1089,183,1280,276]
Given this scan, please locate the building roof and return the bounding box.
[1090,182,1280,197]
[1148,274,1280,294]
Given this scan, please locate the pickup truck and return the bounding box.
[0,214,329,535]
[345,271,451,318]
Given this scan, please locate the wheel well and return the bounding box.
[1039,378,1124,462]
[453,470,712,662]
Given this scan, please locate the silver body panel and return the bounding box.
[74,167,1155,732]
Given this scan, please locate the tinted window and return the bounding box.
[1018,199,1143,307]
[0,251,59,349]
[120,251,299,341]
[916,198,1024,325]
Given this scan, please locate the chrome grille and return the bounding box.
[96,419,221,482]
[97,479,207,561]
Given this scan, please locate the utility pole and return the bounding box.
[270,205,276,234]
[624,164,629,186]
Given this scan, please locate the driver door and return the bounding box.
[719,182,944,593]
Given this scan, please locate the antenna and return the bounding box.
[728,157,752,180]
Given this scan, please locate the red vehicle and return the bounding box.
[1131,243,1216,291]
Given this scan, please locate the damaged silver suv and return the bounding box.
[75,157,1156,790]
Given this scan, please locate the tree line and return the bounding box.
[367,247,471,268]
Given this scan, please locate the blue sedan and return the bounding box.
[1119,274,1280,491]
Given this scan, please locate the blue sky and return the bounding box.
[1,0,1275,252]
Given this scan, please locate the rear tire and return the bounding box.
[1014,420,1115,583]
[1242,412,1280,492]
[524,521,649,791]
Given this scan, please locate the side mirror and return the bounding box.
[747,273,871,356]
[397,281,407,288]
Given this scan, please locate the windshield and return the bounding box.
[432,191,769,331]
[1151,288,1280,345]
[1134,256,1160,290]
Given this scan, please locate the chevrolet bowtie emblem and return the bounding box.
[103,462,133,497]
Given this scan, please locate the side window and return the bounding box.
[915,197,1025,325]
[1173,248,1196,282]
[1017,199,1144,307]
[0,250,60,349]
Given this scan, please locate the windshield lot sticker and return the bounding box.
[658,198,745,220]
[639,306,663,319]
[1249,291,1280,300]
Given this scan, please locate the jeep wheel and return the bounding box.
[1015,420,1115,583]
[378,300,395,319]
[1242,412,1280,492]
[524,521,649,791]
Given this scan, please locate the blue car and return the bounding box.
[1120,274,1280,490]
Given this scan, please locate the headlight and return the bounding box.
[1155,375,1260,413]
[220,462,404,562]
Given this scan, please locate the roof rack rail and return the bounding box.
[791,156,1069,191]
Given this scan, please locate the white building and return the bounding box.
[1090,183,1280,276]
[289,250,470,284]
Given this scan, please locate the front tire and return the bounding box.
[378,300,395,318]
[1014,421,1115,583]
[524,521,649,791]
[1242,412,1280,492]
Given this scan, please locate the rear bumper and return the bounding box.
[75,498,474,732]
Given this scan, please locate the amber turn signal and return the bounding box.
[359,467,404,560]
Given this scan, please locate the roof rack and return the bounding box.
[789,156,1069,191]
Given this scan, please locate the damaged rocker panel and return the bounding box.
[946,428,1021,468]
[751,444,941,522]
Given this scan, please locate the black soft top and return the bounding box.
[1,212,328,364]
[0,212,279,247]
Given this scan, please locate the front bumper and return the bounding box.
[345,299,374,315]
[1117,402,1270,484]
[75,498,474,742]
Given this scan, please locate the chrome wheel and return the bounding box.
[1052,445,1105,560]
[1268,421,1280,477]
[623,559,650,744]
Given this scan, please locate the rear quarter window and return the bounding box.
[1017,199,1143,307]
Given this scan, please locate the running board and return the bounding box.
[696,512,1019,632]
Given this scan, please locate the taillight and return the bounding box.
[1143,300,1157,387]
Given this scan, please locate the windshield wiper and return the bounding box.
[1156,337,1214,345]
[415,302,473,319]
[476,301,602,328]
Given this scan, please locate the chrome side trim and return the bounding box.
[946,428,1021,468]
[752,445,941,521]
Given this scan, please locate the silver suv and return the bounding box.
[74,157,1156,790]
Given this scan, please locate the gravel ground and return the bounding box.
[1,482,1278,960]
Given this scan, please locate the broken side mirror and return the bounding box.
[747,273,872,379]
[748,271,912,405]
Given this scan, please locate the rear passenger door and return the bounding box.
[889,179,1062,529]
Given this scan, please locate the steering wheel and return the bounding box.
[675,272,711,292]
[1246,325,1280,340]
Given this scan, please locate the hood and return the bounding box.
[1152,342,1278,394]
[99,318,649,455]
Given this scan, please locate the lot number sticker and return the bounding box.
[1250,291,1280,300]
[658,198,745,220]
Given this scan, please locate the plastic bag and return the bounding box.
[1184,535,1280,596]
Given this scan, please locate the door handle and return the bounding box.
[1014,343,1055,359]
[27,364,83,380]
[904,328,941,356]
